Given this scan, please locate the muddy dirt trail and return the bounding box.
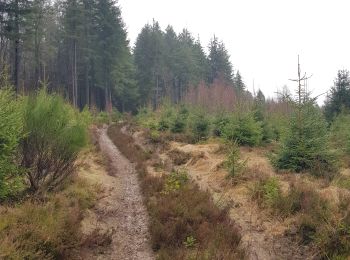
[80,126,154,260]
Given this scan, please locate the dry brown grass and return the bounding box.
[0,176,97,259]
[167,149,191,165]
[251,175,350,258]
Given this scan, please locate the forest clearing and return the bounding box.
[1,0,350,259]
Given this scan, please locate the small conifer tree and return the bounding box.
[275,57,337,178]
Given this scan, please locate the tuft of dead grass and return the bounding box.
[167,149,191,165]
[251,174,350,259]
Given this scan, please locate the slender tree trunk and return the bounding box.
[34,25,40,88]
[85,64,89,108]
[73,40,78,107]
[154,75,159,110]
[14,0,20,94]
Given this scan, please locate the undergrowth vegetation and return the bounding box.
[22,89,90,192]
[134,91,350,258]
[0,87,24,199]
[136,100,278,146]
[0,77,93,258]
[0,176,98,259]
[251,175,350,259]
[0,85,90,198]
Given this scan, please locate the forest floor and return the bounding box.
[77,124,350,260]
[78,126,154,260]
[125,126,316,260]
[167,141,312,260]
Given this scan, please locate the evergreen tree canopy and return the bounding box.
[324,69,350,121]
[275,103,337,178]
[208,36,233,85]
[134,21,209,107]
[234,70,245,93]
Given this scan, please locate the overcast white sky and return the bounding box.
[119,0,350,104]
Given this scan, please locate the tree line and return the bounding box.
[1,0,247,112]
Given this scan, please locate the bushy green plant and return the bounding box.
[158,105,175,131]
[0,88,24,199]
[268,114,290,142]
[260,120,275,143]
[96,111,110,125]
[212,112,230,137]
[21,89,89,191]
[157,117,170,131]
[251,177,281,208]
[183,235,196,248]
[223,113,263,146]
[170,115,186,133]
[225,141,247,178]
[111,108,122,122]
[191,111,210,142]
[162,170,188,194]
[275,103,338,178]
[330,112,350,156]
[136,106,158,130]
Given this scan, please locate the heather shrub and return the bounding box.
[0,177,97,259]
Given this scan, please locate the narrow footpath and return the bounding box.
[81,126,154,260]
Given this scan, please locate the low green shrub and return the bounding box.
[162,170,189,194]
[223,113,263,146]
[0,87,24,199]
[110,108,122,122]
[21,89,89,192]
[157,104,175,131]
[158,117,171,131]
[170,115,186,133]
[330,112,350,156]
[212,112,230,137]
[136,106,158,129]
[225,141,247,179]
[190,111,210,142]
[95,111,110,125]
[251,177,281,208]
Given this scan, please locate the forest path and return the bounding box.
[80,126,154,260]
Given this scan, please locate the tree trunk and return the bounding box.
[14,0,20,94]
[72,40,78,107]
